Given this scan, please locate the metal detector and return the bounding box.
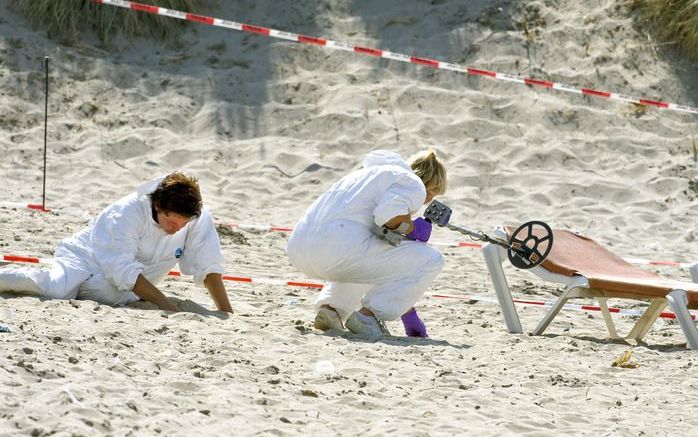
[423,200,553,269]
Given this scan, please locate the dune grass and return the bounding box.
[636,0,698,60]
[10,0,199,45]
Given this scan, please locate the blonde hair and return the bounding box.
[409,149,447,195]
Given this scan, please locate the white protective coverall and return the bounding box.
[0,176,225,306]
[287,150,444,321]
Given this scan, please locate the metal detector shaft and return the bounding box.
[423,200,553,269]
[445,223,512,251]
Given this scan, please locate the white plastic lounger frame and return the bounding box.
[483,242,698,350]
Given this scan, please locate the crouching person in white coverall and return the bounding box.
[287,149,446,339]
[0,172,233,313]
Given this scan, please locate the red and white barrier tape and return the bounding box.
[0,202,52,213]
[2,251,694,320]
[91,0,698,115]
[0,202,98,218]
[2,201,693,268]
[0,252,323,289]
[224,223,294,233]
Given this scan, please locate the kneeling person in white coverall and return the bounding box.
[0,172,233,313]
[287,149,446,339]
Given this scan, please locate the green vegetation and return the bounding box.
[10,0,199,45]
[636,0,698,60]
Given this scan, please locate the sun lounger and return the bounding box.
[482,227,698,349]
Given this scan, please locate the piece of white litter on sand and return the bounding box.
[63,387,85,407]
[644,241,662,251]
[0,307,13,323]
[314,360,335,375]
[0,308,14,332]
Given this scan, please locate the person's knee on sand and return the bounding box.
[0,267,44,297]
[0,263,85,300]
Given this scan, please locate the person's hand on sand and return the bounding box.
[203,273,233,313]
[133,274,179,312]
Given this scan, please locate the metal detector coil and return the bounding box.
[424,200,553,270]
[506,221,553,269]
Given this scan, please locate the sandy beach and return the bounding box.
[1,0,697,435]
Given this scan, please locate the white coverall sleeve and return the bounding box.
[373,177,426,227]
[178,208,225,287]
[90,205,146,292]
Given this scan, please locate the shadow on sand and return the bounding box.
[318,327,472,350]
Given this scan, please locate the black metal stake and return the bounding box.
[42,56,49,211]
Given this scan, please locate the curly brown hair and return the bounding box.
[149,172,202,217]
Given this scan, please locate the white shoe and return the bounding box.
[345,311,390,339]
[314,306,344,331]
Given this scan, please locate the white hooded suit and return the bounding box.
[0,176,225,305]
[287,150,444,321]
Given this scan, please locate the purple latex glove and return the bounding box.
[401,308,428,337]
[406,217,432,242]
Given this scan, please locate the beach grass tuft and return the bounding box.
[637,0,698,60]
[10,0,198,45]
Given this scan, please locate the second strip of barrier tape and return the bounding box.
[2,251,694,321]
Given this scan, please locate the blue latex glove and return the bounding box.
[406,217,432,243]
[401,308,428,337]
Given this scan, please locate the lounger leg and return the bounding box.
[598,298,620,339]
[666,289,698,350]
[691,263,698,284]
[483,243,523,334]
[532,286,579,336]
[626,298,667,343]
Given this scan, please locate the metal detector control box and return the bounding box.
[424,200,452,226]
